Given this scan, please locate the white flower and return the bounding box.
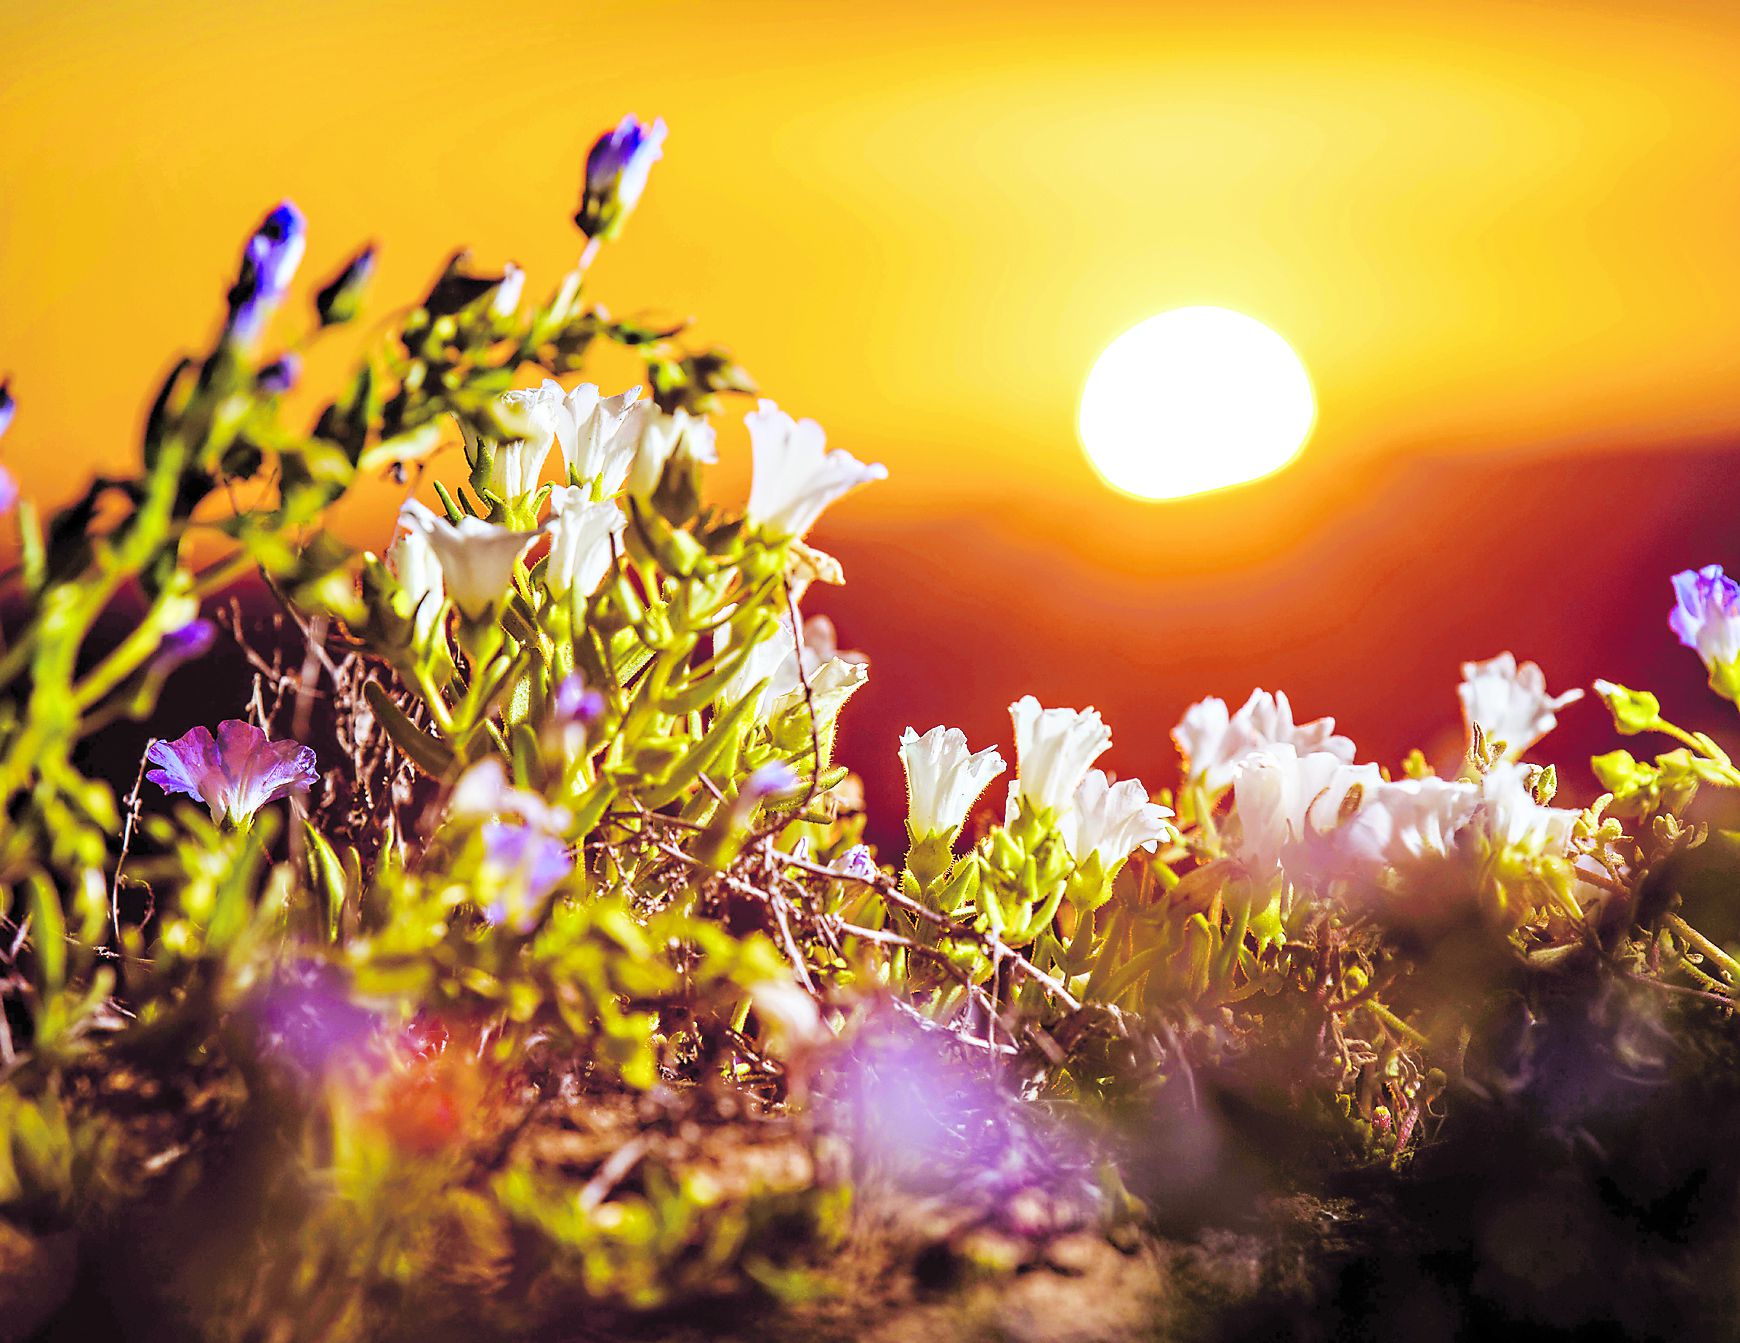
[1173,689,1355,794]
[1471,762,1579,857]
[750,978,828,1051]
[1231,744,1381,875]
[715,615,798,717]
[769,655,870,728]
[1458,652,1583,760]
[898,726,1007,836]
[744,399,886,541]
[1009,695,1113,818]
[1337,776,1480,869]
[1059,769,1174,871]
[501,379,646,497]
[448,757,570,834]
[386,519,445,644]
[483,432,553,505]
[628,407,718,497]
[490,263,525,318]
[398,500,542,620]
[543,487,625,598]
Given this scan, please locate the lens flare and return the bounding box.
[1079,306,1316,501]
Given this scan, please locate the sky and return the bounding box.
[4,0,1740,828]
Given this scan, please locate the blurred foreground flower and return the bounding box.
[146,719,317,825]
[480,821,572,928]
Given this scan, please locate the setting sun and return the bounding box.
[1078,306,1316,501]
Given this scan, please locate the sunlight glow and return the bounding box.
[1079,307,1316,501]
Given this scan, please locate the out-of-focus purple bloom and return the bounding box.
[256,354,301,395]
[146,719,317,825]
[1669,565,1740,672]
[837,844,878,883]
[576,115,667,241]
[480,820,572,928]
[746,762,800,801]
[149,619,216,676]
[226,201,307,346]
[0,380,14,440]
[252,962,383,1080]
[552,673,606,729]
[0,465,16,516]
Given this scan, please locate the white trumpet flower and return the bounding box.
[1458,652,1583,760]
[1173,689,1355,794]
[898,726,1007,837]
[1008,696,1112,818]
[1232,744,1382,875]
[398,500,542,620]
[1060,769,1174,871]
[386,518,445,644]
[628,407,718,497]
[543,487,625,598]
[745,399,886,541]
[500,379,646,497]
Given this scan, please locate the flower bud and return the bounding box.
[226,201,307,347]
[315,244,376,327]
[0,379,14,441]
[575,115,667,242]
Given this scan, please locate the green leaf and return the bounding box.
[364,680,455,776]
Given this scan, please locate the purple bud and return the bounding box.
[256,354,301,396]
[150,619,217,676]
[0,380,14,441]
[226,201,307,347]
[0,465,16,517]
[575,116,667,242]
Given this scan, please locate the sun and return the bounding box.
[1078,307,1316,501]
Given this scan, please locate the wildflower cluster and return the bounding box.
[3,113,1740,1338]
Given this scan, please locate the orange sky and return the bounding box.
[5,0,1740,822]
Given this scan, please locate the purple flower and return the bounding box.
[576,115,667,241]
[0,380,14,441]
[745,761,800,801]
[256,353,301,396]
[0,465,16,517]
[480,821,572,928]
[149,619,216,676]
[252,962,383,1079]
[552,673,605,729]
[146,719,317,825]
[226,201,307,346]
[1669,565,1740,671]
